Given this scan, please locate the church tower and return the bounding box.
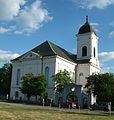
[76,16,100,86]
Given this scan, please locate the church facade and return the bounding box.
[10,17,100,107]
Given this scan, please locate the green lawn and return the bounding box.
[0,103,114,120]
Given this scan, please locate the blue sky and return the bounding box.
[0,0,114,73]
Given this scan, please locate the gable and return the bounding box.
[18,51,41,62]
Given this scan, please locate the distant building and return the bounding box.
[10,16,100,108]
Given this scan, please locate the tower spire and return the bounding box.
[86,16,88,23]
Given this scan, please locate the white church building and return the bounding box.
[10,16,100,107]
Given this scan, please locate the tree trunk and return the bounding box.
[27,95,30,101]
[35,95,37,102]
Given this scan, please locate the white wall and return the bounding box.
[76,63,100,86]
[90,64,100,75]
[76,32,100,86]
[41,56,56,100]
[77,33,92,60]
[10,55,77,102]
[55,56,76,83]
[11,59,42,86]
[90,33,99,66]
[10,58,42,100]
[77,32,99,66]
[76,63,90,86]
[10,52,57,100]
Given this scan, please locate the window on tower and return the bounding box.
[94,47,96,57]
[82,46,87,56]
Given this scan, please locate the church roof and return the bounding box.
[12,41,77,63]
[78,16,96,35]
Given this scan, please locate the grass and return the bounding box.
[0,102,114,120]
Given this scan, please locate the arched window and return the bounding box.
[79,73,83,76]
[16,69,21,85]
[82,46,87,56]
[45,67,49,86]
[94,47,96,57]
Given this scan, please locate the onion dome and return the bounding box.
[78,16,96,35]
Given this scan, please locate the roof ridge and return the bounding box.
[47,40,57,55]
[48,41,68,54]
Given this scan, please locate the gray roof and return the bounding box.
[12,41,77,63]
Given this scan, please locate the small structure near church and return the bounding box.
[55,84,96,108]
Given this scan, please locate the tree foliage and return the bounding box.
[33,75,47,97]
[20,73,47,101]
[0,63,12,96]
[53,70,73,93]
[85,73,114,103]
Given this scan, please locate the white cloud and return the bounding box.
[99,51,114,62]
[91,23,99,26]
[100,63,114,73]
[14,0,53,34]
[99,51,114,73]
[0,0,52,34]
[0,50,19,65]
[72,0,114,9]
[90,22,99,32]
[0,0,25,20]
[0,27,11,33]
[109,31,114,38]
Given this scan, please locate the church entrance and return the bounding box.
[66,91,78,104]
[83,98,88,109]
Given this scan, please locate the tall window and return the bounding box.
[82,46,87,56]
[15,91,19,99]
[45,67,49,86]
[16,69,21,85]
[94,47,96,57]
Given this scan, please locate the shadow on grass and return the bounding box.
[64,110,113,117]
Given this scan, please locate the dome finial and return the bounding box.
[86,16,88,23]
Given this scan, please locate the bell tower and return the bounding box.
[76,16,100,86]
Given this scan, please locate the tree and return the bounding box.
[20,73,34,101]
[53,69,73,93]
[32,75,47,100]
[20,73,47,101]
[85,73,114,104]
[0,63,12,96]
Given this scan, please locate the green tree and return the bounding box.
[53,69,73,93]
[20,73,47,101]
[32,75,47,100]
[0,63,12,96]
[85,73,114,103]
